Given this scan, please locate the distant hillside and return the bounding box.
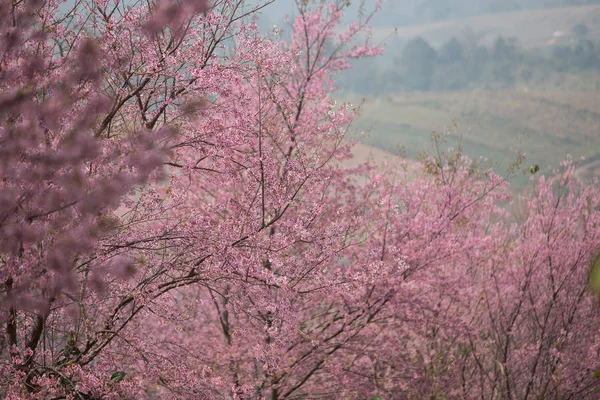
[374,4,600,48]
[256,0,600,28]
[374,0,600,25]
[256,2,600,46]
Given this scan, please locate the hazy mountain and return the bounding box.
[255,0,600,28]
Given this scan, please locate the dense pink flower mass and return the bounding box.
[1,0,600,398]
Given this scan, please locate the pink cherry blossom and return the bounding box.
[1,0,600,399]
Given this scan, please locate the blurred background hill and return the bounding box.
[255,0,600,188]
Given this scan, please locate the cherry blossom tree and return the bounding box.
[2,0,600,398]
[347,150,600,399]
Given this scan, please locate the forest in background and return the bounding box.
[342,26,600,93]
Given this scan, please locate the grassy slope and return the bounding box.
[341,89,600,188]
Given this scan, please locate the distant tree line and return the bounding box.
[343,23,600,93]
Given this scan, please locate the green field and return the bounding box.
[342,89,600,187]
